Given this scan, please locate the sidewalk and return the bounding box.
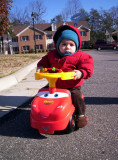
[0,61,48,118]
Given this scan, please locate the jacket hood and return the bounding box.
[53,25,82,51]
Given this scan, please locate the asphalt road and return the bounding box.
[0,50,118,160]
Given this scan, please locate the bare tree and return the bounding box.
[10,0,46,25]
[109,6,118,28]
[29,0,47,23]
[0,0,13,54]
[10,7,30,25]
[61,0,83,21]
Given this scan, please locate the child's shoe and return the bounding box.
[76,116,88,128]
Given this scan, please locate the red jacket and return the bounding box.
[37,25,94,89]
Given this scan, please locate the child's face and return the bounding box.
[59,39,76,55]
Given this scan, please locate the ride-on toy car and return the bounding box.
[30,67,84,134]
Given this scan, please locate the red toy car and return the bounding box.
[30,67,83,134]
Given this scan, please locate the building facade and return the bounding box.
[105,27,118,44]
[0,21,91,54]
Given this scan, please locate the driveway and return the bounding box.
[0,50,118,160]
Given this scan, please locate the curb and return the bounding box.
[0,60,39,92]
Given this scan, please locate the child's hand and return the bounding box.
[36,66,43,72]
[72,70,83,80]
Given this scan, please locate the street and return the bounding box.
[0,50,118,160]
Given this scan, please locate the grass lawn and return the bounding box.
[0,53,46,78]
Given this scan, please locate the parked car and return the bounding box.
[94,41,117,50]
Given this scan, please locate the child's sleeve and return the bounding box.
[37,54,51,68]
[78,53,94,79]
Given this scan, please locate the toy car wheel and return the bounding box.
[65,113,75,134]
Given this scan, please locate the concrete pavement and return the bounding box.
[0,60,48,118]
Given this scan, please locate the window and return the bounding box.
[0,37,3,41]
[12,37,18,42]
[95,41,107,45]
[35,35,42,40]
[80,31,86,36]
[52,23,56,31]
[13,47,19,52]
[36,45,43,50]
[82,41,86,47]
[47,43,54,49]
[22,36,29,41]
[47,34,53,39]
[22,46,29,51]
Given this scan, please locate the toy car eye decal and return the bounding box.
[54,93,58,97]
[37,91,49,97]
[44,93,48,97]
[37,91,69,98]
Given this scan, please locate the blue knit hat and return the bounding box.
[56,29,79,56]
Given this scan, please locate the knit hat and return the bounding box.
[56,29,79,56]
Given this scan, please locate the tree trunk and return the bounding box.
[1,36,4,54]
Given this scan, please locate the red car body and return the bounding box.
[30,88,75,134]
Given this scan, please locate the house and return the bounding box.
[112,30,118,44]
[0,21,90,54]
[105,27,118,44]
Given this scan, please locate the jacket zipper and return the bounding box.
[57,59,60,69]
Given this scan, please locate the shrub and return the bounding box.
[15,52,19,54]
[38,50,41,53]
[29,49,34,53]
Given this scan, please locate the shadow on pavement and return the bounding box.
[0,95,33,107]
[85,97,118,105]
[0,96,118,139]
[0,97,47,139]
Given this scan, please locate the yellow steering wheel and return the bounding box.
[35,67,75,88]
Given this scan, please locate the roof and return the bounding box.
[12,25,29,35]
[11,21,90,36]
[78,25,90,31]
[34,21,89,30]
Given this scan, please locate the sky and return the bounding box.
[11,0,118,22]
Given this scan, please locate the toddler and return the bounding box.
[37,25,94,128]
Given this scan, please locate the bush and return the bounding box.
[29,49,34,53]
[38,50,41,53]
[15,52,19,54]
